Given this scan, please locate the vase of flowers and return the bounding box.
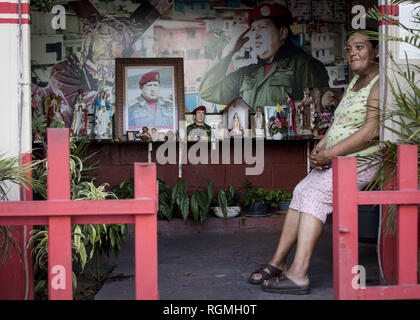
[267,110,288,139]
[313,110,334,137]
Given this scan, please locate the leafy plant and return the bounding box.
[0,153,44,266]
[242,187,268,206]
[172,179,190,222]
[210,186,241,218]
[189,180,213,222]
[158,178,173,220]
[111,178,134,200]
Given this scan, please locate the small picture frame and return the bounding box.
[127,130,138,142]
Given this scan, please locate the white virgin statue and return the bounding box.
[230,112,242,136]
[94,90,114,139]
[71,89,87,137]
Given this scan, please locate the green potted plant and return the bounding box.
[277,190,292,212]
[211,186,241,219]
[242,187,269,217]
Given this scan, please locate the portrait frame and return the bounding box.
[126,130,138,142]
[115,58,185,141]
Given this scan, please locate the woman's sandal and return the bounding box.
[247,264,282,285]
[261,274,310,295]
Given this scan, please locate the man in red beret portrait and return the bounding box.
[127,71,174,129]
[187,106,212,141]
[199,3,329,110]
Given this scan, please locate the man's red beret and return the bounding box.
[139,72,160,87]
[192,106,206,113]
[248,3,292,26]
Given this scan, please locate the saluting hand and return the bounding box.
[227,27,251,56]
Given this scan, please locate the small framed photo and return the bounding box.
[126,130,138,142]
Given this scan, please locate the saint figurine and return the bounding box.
[297,88,314,135]
[71,89,88,138]
[94,90,114,139]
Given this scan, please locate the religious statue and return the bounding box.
[254,106,264,137]
[297,88,314,135]
[93,90,114,139]
[285,93,297,136]
[230,112,242,136]
[139,126,152,142]
[44,92,65,128]
[71,89,88,138]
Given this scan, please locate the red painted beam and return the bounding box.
[357,190,420,205]
[0,199,156,218]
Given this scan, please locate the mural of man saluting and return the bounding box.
[199,3,329,110]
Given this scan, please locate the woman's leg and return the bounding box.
[268,208,301,270]
[250,208,300,281]
[282,212,324,286]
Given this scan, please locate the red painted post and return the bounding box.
[134,162,159,300]
[396,145,418,285]
[332,156,359,300]
[47,129,73,300]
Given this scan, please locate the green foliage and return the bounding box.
[241,180,291,208]
[30,0,52,12]
[358,1,420,235]
[111,178,134,200]
[242,187,268,206]
[157,178,173,220]
[0,153,44,265]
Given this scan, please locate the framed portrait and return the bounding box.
[115,58,185,141]
[126,130,138,142]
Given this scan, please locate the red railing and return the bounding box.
[0,128,159,300]
[333,145,420,299]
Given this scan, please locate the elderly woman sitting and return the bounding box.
[248,31,381,294]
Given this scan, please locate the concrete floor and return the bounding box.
[94,216,380,300]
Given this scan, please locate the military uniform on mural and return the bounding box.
[199,3,329,110]
[127,95,174,128]
[199,45,329,109]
